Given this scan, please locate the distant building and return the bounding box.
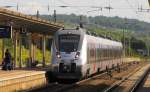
[137,49,149,56]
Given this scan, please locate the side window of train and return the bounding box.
[92,43,95,63]
[108,46,111,60]
[110,46,112,59]
[111,46,112,59]
[104,46,107,60]
[89,44,92,63]
[101,45,103,60]
[103,45,106,60]
[92,43,94,62]
[98,44,100,61]
[108,45,110,60]
[119,47,122,58]
[87,43,90,64]
[113,47,115,59]
[116,48,118,59]
[106,45,108,60]
[96,45,97,62]
[112,47,114,59]
[111,47,113,59]
[92,44,94,63]
[99,45,101,61]
[94,44,96,62]
[120,47,122,58]
[96,44,98,62]
[98,44,101,62]
[114,47,116,59]
[117,46,120,58]
[108,46,110,60]
[106,46,108,60]
[99,44,101,61]
[89,43,92,63]
[101,45,104,61]
[92,44,95,63]
[117,47,119,58]
[115,47,118,59]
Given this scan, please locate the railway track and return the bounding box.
[130,66,150,92]
[103,62,150,92]
[29,61,145,92]
[103,64,144,92]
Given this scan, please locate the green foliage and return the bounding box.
[130,37,146,50]
[39,14,150,33]
[39,14,150,57]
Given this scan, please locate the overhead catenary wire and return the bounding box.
[125,0,138,13]
[0,2,142,11]
[56,0,150,23]
[0,0,145,11]
[1,0,149,22]
[124,0,146,20]
[136,0,140,9]
[58,0,71,6]
[56,0,92,15]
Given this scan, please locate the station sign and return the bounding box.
[0,25,12,38]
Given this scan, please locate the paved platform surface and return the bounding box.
[124,57,141,62]
[0,69,46,92]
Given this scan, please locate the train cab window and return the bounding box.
[58,34,80,52]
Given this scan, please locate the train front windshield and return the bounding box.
[58,34,80,52]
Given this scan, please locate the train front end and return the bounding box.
[49,28,86,81]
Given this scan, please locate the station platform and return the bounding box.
[124,57,141,63]
[0,68,47,92]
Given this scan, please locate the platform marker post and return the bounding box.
[14,31,18,68]
[42,35,46,67]
[19,34,22,68]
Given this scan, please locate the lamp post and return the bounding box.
[123,28,125,58]
[128,34,131,57]
[146,34,149,56]
[123,19,132,58]
[53,10,56,22]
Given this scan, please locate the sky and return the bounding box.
[0,0,150,22]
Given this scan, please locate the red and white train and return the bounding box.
[46,27,123,82]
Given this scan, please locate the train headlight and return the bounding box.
[57,54,61,58]
[56,52,61,58]
[75,52,80,59]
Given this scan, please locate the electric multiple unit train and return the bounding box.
[46,27,123,82]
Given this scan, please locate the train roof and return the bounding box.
[86,34,122,47]
[56,28,122,47]
[57,27,85,34]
